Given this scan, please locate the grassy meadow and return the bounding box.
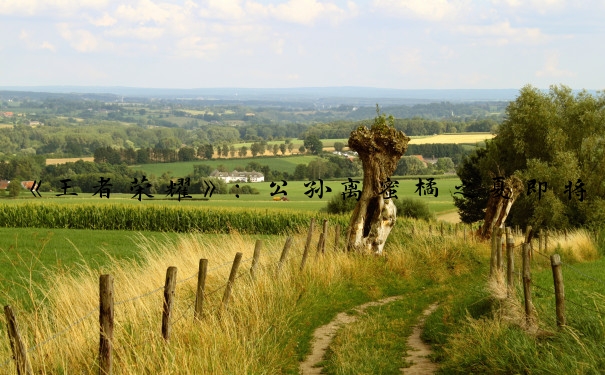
[0,219,488,374]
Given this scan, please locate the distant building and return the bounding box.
[209,170,264,183]
[0,180,9,190]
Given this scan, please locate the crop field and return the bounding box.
[133,155,329,177]
[46,157,95,165]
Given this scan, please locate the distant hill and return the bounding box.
[0,86,521,105]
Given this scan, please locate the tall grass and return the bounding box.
[0,220,485,374]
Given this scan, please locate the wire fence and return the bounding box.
[0,232,306,374]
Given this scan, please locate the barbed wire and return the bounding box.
[560,262,605,289]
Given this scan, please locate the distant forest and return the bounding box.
[0,92,503,159]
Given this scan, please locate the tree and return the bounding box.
[288,143,294,154]
[8,181,20,197]
[334,142,345,152]
[250,142,263,157]
[229,145,236,158]
[279,143,287,155]
[435,157,455,173]
[461,85,605,235]
[298,145,306,154]
[178,147,196,161]
[239,146,248,157]
[346,106,410,254]
[304,135,323,155]
[272,144,279,156]
[203,144,214,160]
[293,164,308,180]
[222,144,229,158]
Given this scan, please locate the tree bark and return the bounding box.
[346,112,410,254]
[479,175,523,240]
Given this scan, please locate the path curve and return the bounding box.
[299,295,403,375]
[401,303,439,374]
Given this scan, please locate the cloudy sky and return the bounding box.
[1,0,603,89]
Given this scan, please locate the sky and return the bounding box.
[1,0,604,90]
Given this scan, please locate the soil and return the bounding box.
[401,303,439,374]
[299,295,404,375]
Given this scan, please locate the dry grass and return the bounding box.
[545,229,598,263]
[408,133,494,145]
[45,157,95,166]
[0,222,485,374]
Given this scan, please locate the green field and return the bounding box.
[131,155,321,177]
[3,176,460,214]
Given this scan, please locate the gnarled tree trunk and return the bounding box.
[346,113,410,254]
[478,175,523,240]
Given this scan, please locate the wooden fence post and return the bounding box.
[334,224,341,252]
[4,305,32,375]
[490,227,498,276]
[525,226,533,261]
[492,227,504,271]
[250,240,262,279]
[551,254,566,327]
[522,243,533,325]
[321,219,328,254]
[221,252,243,310]
[278,237,293,272]
[300,219,315,270]
[345,226,352,252]
[316,233,325,258]
[194,259,208,321]
[506,227,515,296]
[162,267,177,341]
[99,274,114,375]
[440,222,444,237]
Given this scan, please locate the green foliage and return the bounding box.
[459,85,605,229]
[8,181,21,197]
[453,148,490,223]
[394,197,434,221]
[325,194,358,214]
[229,184,260,195]
[303,135,323,155]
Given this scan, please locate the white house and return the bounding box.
[209,170,264,183]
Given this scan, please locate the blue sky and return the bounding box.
[1,0,603,90]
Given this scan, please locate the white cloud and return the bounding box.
[40,41,57,52]
[199,0,246,20]
[105,27,165,40]
[0,0,111,16]
[372,0,466,21]
[176,35,219,59]
[457,21,548,45]
[57,23,104,52]
[247,0,355,26]
[536,52,575,78]
[90,13,117,27]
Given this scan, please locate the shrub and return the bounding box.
[229,184,260,195]
[326,194,358,214]
[394,198,434,221]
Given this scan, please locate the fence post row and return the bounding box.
[162,267,177,341]
[551,254,566,327]
[221,252,243,310]
[250,240,263,280]
[315,233,325,258]
[522,243,533,325]
[99,274,114,375]
[4,305,32,375]
[490,227,498,276]
[300,218,315,270]
[194,259,208,321]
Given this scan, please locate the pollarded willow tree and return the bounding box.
[346,107,410,254]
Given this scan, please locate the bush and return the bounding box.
[394,197,434,221]
[326,194,358,214]
[229,184,260,195]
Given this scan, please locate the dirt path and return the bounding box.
[401,303,439,374]
[299,295,404,375]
